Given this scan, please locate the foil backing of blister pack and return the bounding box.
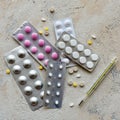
[4,46,44,111]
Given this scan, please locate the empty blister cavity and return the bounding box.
[12,21,60,69]
[4,46,44,111]
[55,32,100,72]
[44,60,66,108]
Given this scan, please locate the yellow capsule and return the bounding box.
[6,69,10,74]
[39,30,43,35]
[87,40,93,45]
[39,65,44,70]
[44,27,49,31]
[73,82,78,87]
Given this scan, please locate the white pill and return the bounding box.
[29,70,37,79]
[40,91,44,98]
[91,54,98,61]
[23,59,31,68]
[64,19,71,27]
[79,56,87,64]
[59,64,63,69]
[13,65,21,74]
[58,73,62,78]
[34,80,43,89]
[24,86,32,95]
[61,58,70,64]
[30,97,38,106]
[65,27,72,34]
[70,39,77,47]
[55,21,62,29]
[72,51,79,59]
[57,41,66,49]
[46,90,51,95]
[18,49,26,58]
[47,81,52,86]
[7,55,15,64]
[56,91,60,96]
[65,46,72,54]
[77,44,84,52]
[48,72,53,77]
[49,63,54,68]
[57,82,61,88]
[62,34,70,42]
[18,76,27,85]
[91,34,96,39]
[55,100,59,105]
[84,49,91,56]
[86,61,94,69]
[45,99,50,104]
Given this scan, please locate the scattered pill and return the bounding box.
[41,17,46,22]
[69,102,74,107]
[6,69,10,74]
[50,7,55,13]
[87,40,93,45]
[44,31,49,36]
[79,82,85,87]
[73,66,78,72]
[91,34,96,39]
[73,82,78,87]
[76,74,81,78]
[68,68,74,74]
[44,27,49,31]
[39,65,44,70]
[67,80,73,86]
[39,30,43,35]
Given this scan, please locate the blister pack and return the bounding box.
[4,46,44,111]
[12,21,60,69]
[55,32,100,72]
[44,60,66,108]
[54,18,75,40]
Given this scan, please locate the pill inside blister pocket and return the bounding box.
[18,49,26,58]
[55,21,63,29]
[34,80,43,90]
[30,97,38,106]
[64,19,71,27]
[13,65,21,74]
[18,76,27,85]
[91,54,98,61]
[62,34,70,42]
[24,86,33,95]
[86,61,94,69]
[69,39,77,47]
[29,70,37,79]
[23,59,31,68]
[57,41,66,50]
[7,55,16,64]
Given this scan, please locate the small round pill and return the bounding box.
[23,59,31,68]
[44,59,49,66]
[58,73,62,78]
[45,45,52,54]
[56,91,60,96]
[69,102,74,107]
[18,76,27,85]
[57,41,66,49]
[38,39,45,47]
[73,66,78,72]
[61,58,70,64]
[35,80,43,89]
[62,34,70,42]
[70,39,77,47]
[39,65,44,70]
[24,26,32,33]
[87,39,93,45]
[65,46,72,54]
[30,97,38,106]
[47,81,52,86]
[49,63,54,68]
[64,19,71,27]
[91,34,96,39]
[91,54,98,61]
[44,27,49,31]
[79,56,87,64]
[29,70,37,79]
[73,82,78,87]
[31,32,38,40]
[77,44,84,52]
[41,17,46,22]
[59,65,63,69]
[68,68,74,74]
[18,49,26,58]
[40,91,44,99]
[44,31,49,36]
[17,33,24,41]
[79,82,85,87]
[45,99,50,104]
[49,7,55,13]
[72,51,79,59]
[86,61,94,69]
[48,72,53,77]
[24,86,32,95]
[46,90,51,95]
[24,40,31,47]
[55,100,59,105]
[55,21,62,29]
[84,49,91,56]
[37,53,44,60]
[7,55,15,64]
[57,82,61,88]
[13,65,21,74]
[65,27,72,34]
[6,69,10,74]
[57,29,63,36]
[67,80,73,86]
[30,46,38,54]
[76,74,81,78]
[51,52,59,60]
[39,30,43,35]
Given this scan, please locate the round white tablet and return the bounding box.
[65,46,72,54]
[61,58,70,64]
[84,49,91,56]
[79,56,87,64]
[57,41,66,49]
[77,44,84,52]
[62,34,70,42]
[70,39,77,47]
[86,61,94,69]
[72,51,79,59]
[91,54,98,61]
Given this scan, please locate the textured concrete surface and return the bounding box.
[0,0,120,120]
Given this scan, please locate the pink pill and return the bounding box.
[37,53,44,60]
[17,33,24,41]
[30,46,38,54]
[38,39,45,47]
[24,40,31,47]
[51,52,59,60]
[44,59,49,66]
[31,32,38,40]
[45,45,52,53]
[24,26,32,33]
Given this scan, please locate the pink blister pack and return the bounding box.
[12,21,60,69]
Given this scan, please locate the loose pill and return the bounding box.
[67,80,73,86]
[87,40,93,45]
[73,82,78,87]
[39,65,44,70]
[6,69,10,74]
[39,30,43,35]
[44,27,49,31]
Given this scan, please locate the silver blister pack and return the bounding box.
[12,21,60,69]
[55,32,100,72]
[4,46,44,111]
[44,60,66,108]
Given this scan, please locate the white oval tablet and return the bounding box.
[62,34,70,42]
[79,56,87,64]
[57,41,66,49]
[77,44,84,52]
[86,61,94,69]
[65,46,72,54]
[70,39,77,47]
[84,49,91,56]
[61,58,70,64]
[91,54,98,61]
[72,51,79,59]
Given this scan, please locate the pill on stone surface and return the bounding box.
[79,82,85,87]
[68,68,74,74]
[7,55,15,64]
[70,39,77,47]
[57,41,65,49]
[41,17,46,22]
[38,39,45,47]
[24,86,32,95]
[17,33,24,41]
[39,65,44,70]
[44,27,49,31]
[31,32,38,40]
[23,59,31,68]
[37,53,44,60]
[57,82,61,88]
[40,91,44,99]
[91,54,98,61]
[24,40,31,47]
[91,34,96,39]
[77,44,84,52]
[30,97,38,106]
[51,52,59,60]
[29,70,37,79]
[86,61,94,69]
[39,30,43,35]
[73,82,78,87]
[65,46,72,54]
[18,76,27,85]
[84,49,91,56]
[62,34,70,42]
[6,69,10,74]
[45,45,52,53]
[87,39,93,45]
[61,58,70,64]
[69,102,74,107]
[72,51,79,59]
[30,46,38,54]
[18,49,26,58]
[13,65,21,74]
[73,66,78,72]
[50,7,55,13]
[35,80,43,89]
[67,80,73,86]
[44,31,49,36]
[55,100,59,105]
[79,56,87,64]
[24,26,32,33]
[76,74,81,78]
